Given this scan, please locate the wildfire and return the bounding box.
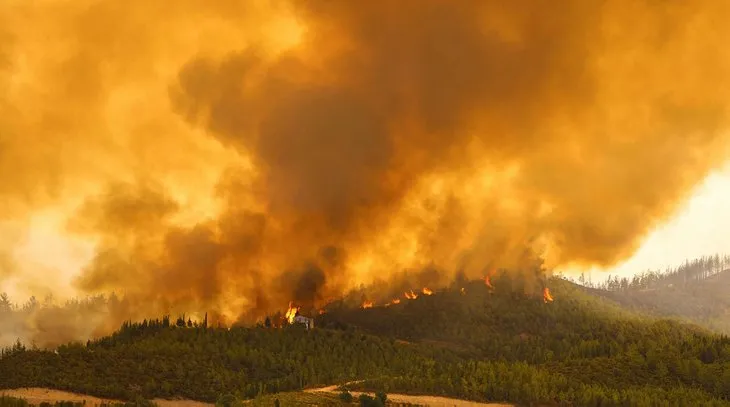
[391,298,401,304]
[318,309,326,315]
[484,276,494,290]
[404,290,418,300]
[543,287,554,303]
[361,300,374,309]
[460,287,466,295]
[285,302,300,324]
[422,287,433,295]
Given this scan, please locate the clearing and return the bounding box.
[0,388,211,406]
[305,384,513,406]
[2,386,512,406]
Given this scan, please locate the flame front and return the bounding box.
[391,298,401,304]
[361,300,374,309]
[543,287,554,303]
[484,276,494,290]
[405,290,418,300]
[422,287,433,295]
[285,302,300,324]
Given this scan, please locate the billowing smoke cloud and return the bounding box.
[1,0,730,347]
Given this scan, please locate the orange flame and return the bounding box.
[405,290,418,300]
[543,287,554,303]
[422,287,433,295]
[361,300,374,309]
[484,276,494,290]
[391,298,401,304]
[460,287,466,295]
[285,302,300,324]
[318,309,326,315]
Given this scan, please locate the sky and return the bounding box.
[575,161,730,283]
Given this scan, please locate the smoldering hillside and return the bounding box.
[1,0,730,347]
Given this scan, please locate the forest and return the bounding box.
[4,263,730,406]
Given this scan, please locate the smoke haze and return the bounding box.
[2,0,730,347]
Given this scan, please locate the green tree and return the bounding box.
[339,391,354,403]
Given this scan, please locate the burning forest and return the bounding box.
[1,0,730,347]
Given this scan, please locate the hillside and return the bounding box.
[588,270,730,330]
[580,255,730,332]
[2,277,730,406]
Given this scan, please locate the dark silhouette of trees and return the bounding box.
[580,253,730,292]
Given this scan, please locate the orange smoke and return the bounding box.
[2,0,730,347]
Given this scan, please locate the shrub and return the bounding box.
[339,391,354,403]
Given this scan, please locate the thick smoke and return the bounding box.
[1,0,730,346]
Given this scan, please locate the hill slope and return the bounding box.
[2,277,730,406]
[575,255,730,332]
[588,268,730,332]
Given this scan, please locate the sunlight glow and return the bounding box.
[568,161,730,283]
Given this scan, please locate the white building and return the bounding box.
[293,315,314,330]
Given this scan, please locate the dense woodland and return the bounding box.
[4,274,730,406]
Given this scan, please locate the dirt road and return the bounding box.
[2,385,512,406]
[305,384,512,407]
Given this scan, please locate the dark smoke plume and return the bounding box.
[1,0,730,346]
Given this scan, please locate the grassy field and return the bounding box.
[248,391,347,406]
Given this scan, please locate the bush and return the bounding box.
[358,394,384,407]
[216,394,238,407]
[339,391,354,403]
[0,396,29,407]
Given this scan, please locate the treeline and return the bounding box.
[4,277,730,406]
[3,321,730,406]
[578,254,730,292]
[0,290,218,349]
[0,292,112,314]
[0,324,442,402]
[0,292,120,349]
[351,363,730,407]
[319,278,730,398]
